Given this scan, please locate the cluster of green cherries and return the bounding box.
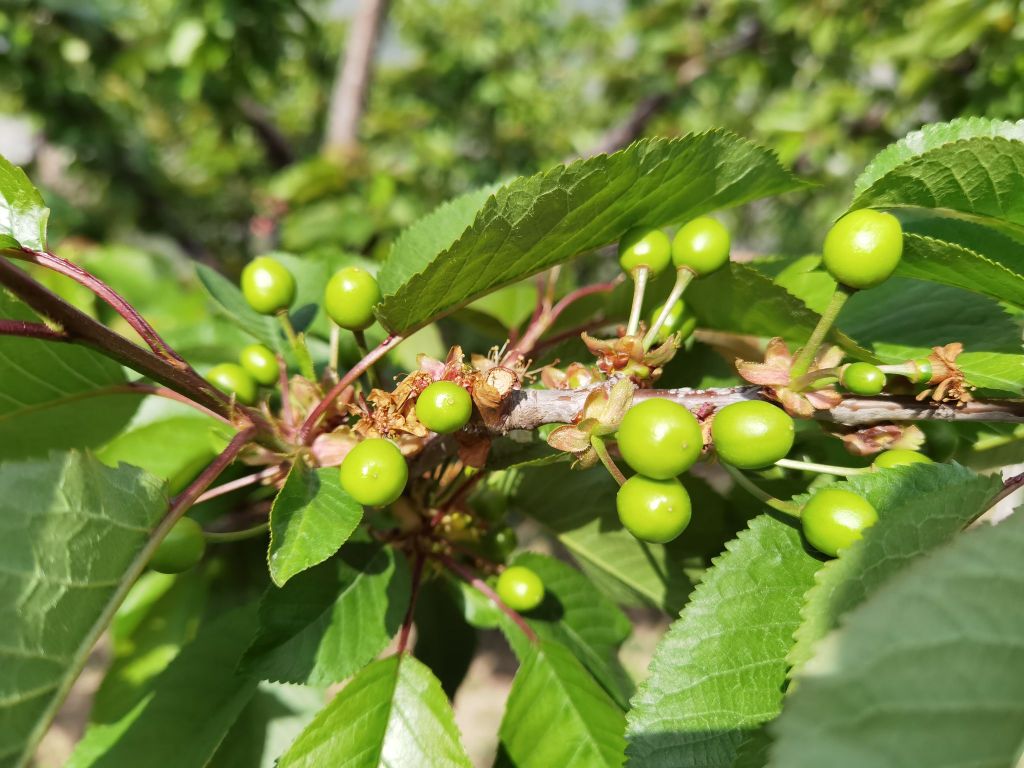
[609,208,927,559]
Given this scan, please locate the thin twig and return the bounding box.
[203,521,270,544]
[8,248,187,365]
[439,553,538,644]
[299,334,403,443]
[397,550,426,655]
[194,465,283,505]
[0,318,68,342]
[775,458,869,477]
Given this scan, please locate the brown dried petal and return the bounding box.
[546,425,592,454]
[310,428,359,467]
[737,360,791,386]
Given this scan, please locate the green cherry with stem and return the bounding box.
[325,266,381,331]
[619,228,671,336]
[616,398,703,479]
[241,256,296,315]
[671,216,731,276]
[822,209,904,290]
[340,438,409,507]
[872,449,933,470]
[207,362,258,405]
[616,474,692,543]
[496,565,545,612]
[150,517,206,573]
[415,381,473,434]
[840,362,886,396]
[711,400,795,470]
[801,487,879,558]
[239,343,279,386]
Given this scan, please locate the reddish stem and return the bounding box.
[194,465,283,505]
[504,277,623,365]
[397,550,426,655]
[298,334,403,443]
[440,553,538,643]
[10,248,187,366]
[115,383,233,424]
[169,428,258,512]
[0,318,69,342]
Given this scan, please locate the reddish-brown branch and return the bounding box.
[299,334,403,443]
[504,277,623,365]
[9,247,187,365]
[0,318,68,342]
[439,553,538,644]
[169,428,259,512]
[397,550,426,655]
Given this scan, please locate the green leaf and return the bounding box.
[897,232,1024,309]
[788,462,1000,671]
[853,117,1024,196]
[0,292,140,460]
[685,263,870,358]
[241,540,409,686]
[68,607,259,768]
[499,640,627,768]
[625,515,821,768]
[851,136,1024,238]
[195,264,283,352]
[509,464,694,612]
[413,578,477,699]
[840,277,1024,393]
[268,464,362,587]
[504,553,634,710]
[209,683,323,768]
[0,154,48,250]
[378,184,498,296]
[732,728,773,768]
[376,131,808,334]
[0,452,166,768]
[277,655,473,768]
[768,510,1024,768]
[90,568,209,723]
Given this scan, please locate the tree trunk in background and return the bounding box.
[324,0,390,154]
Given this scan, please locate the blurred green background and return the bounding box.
[1,0,1021,266]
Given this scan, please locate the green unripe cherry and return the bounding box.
[840,362,886,396]
[671,216,731,275]
[339,438,409,507]
[801,488,878,558]
[415,381,473,434]
[618,228,672,275]
[482,527,518,561]
[496,565,545,612]
[872,449,933,470]
[711,400,795,469]
[616,399,703,479]
[150,517,206,574]
[616,475,692,543]
[207,363,258,405]
[648,298,697,343]
[241,256,296,314]
[239,343,279,386]
[325,266,381,330]
[822,209,903,290]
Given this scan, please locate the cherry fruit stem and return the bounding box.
[352,329,380,388]
[277,311,316,381]
[789,286,850,379]
[643,267,694,349]
[723,463,802,519]
[397,551,427,655]
[203,521,269,543]
[625,266,650,337]
[775,457,869,476]
[591,435,626,486]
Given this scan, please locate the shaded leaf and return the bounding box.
[67,607,259,768]
[500,640,627,768]
[769,510,1024,768]
[268,464,362,586]
[242,540,409,686]
[413,578,477,699]
[277,655,473,768]
[0,452,166,768]
[195,264,283,352]
[625,515,821,768]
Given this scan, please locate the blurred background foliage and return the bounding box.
[2,0,1023,270]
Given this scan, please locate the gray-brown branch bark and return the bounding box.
[497,385,1024,431]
